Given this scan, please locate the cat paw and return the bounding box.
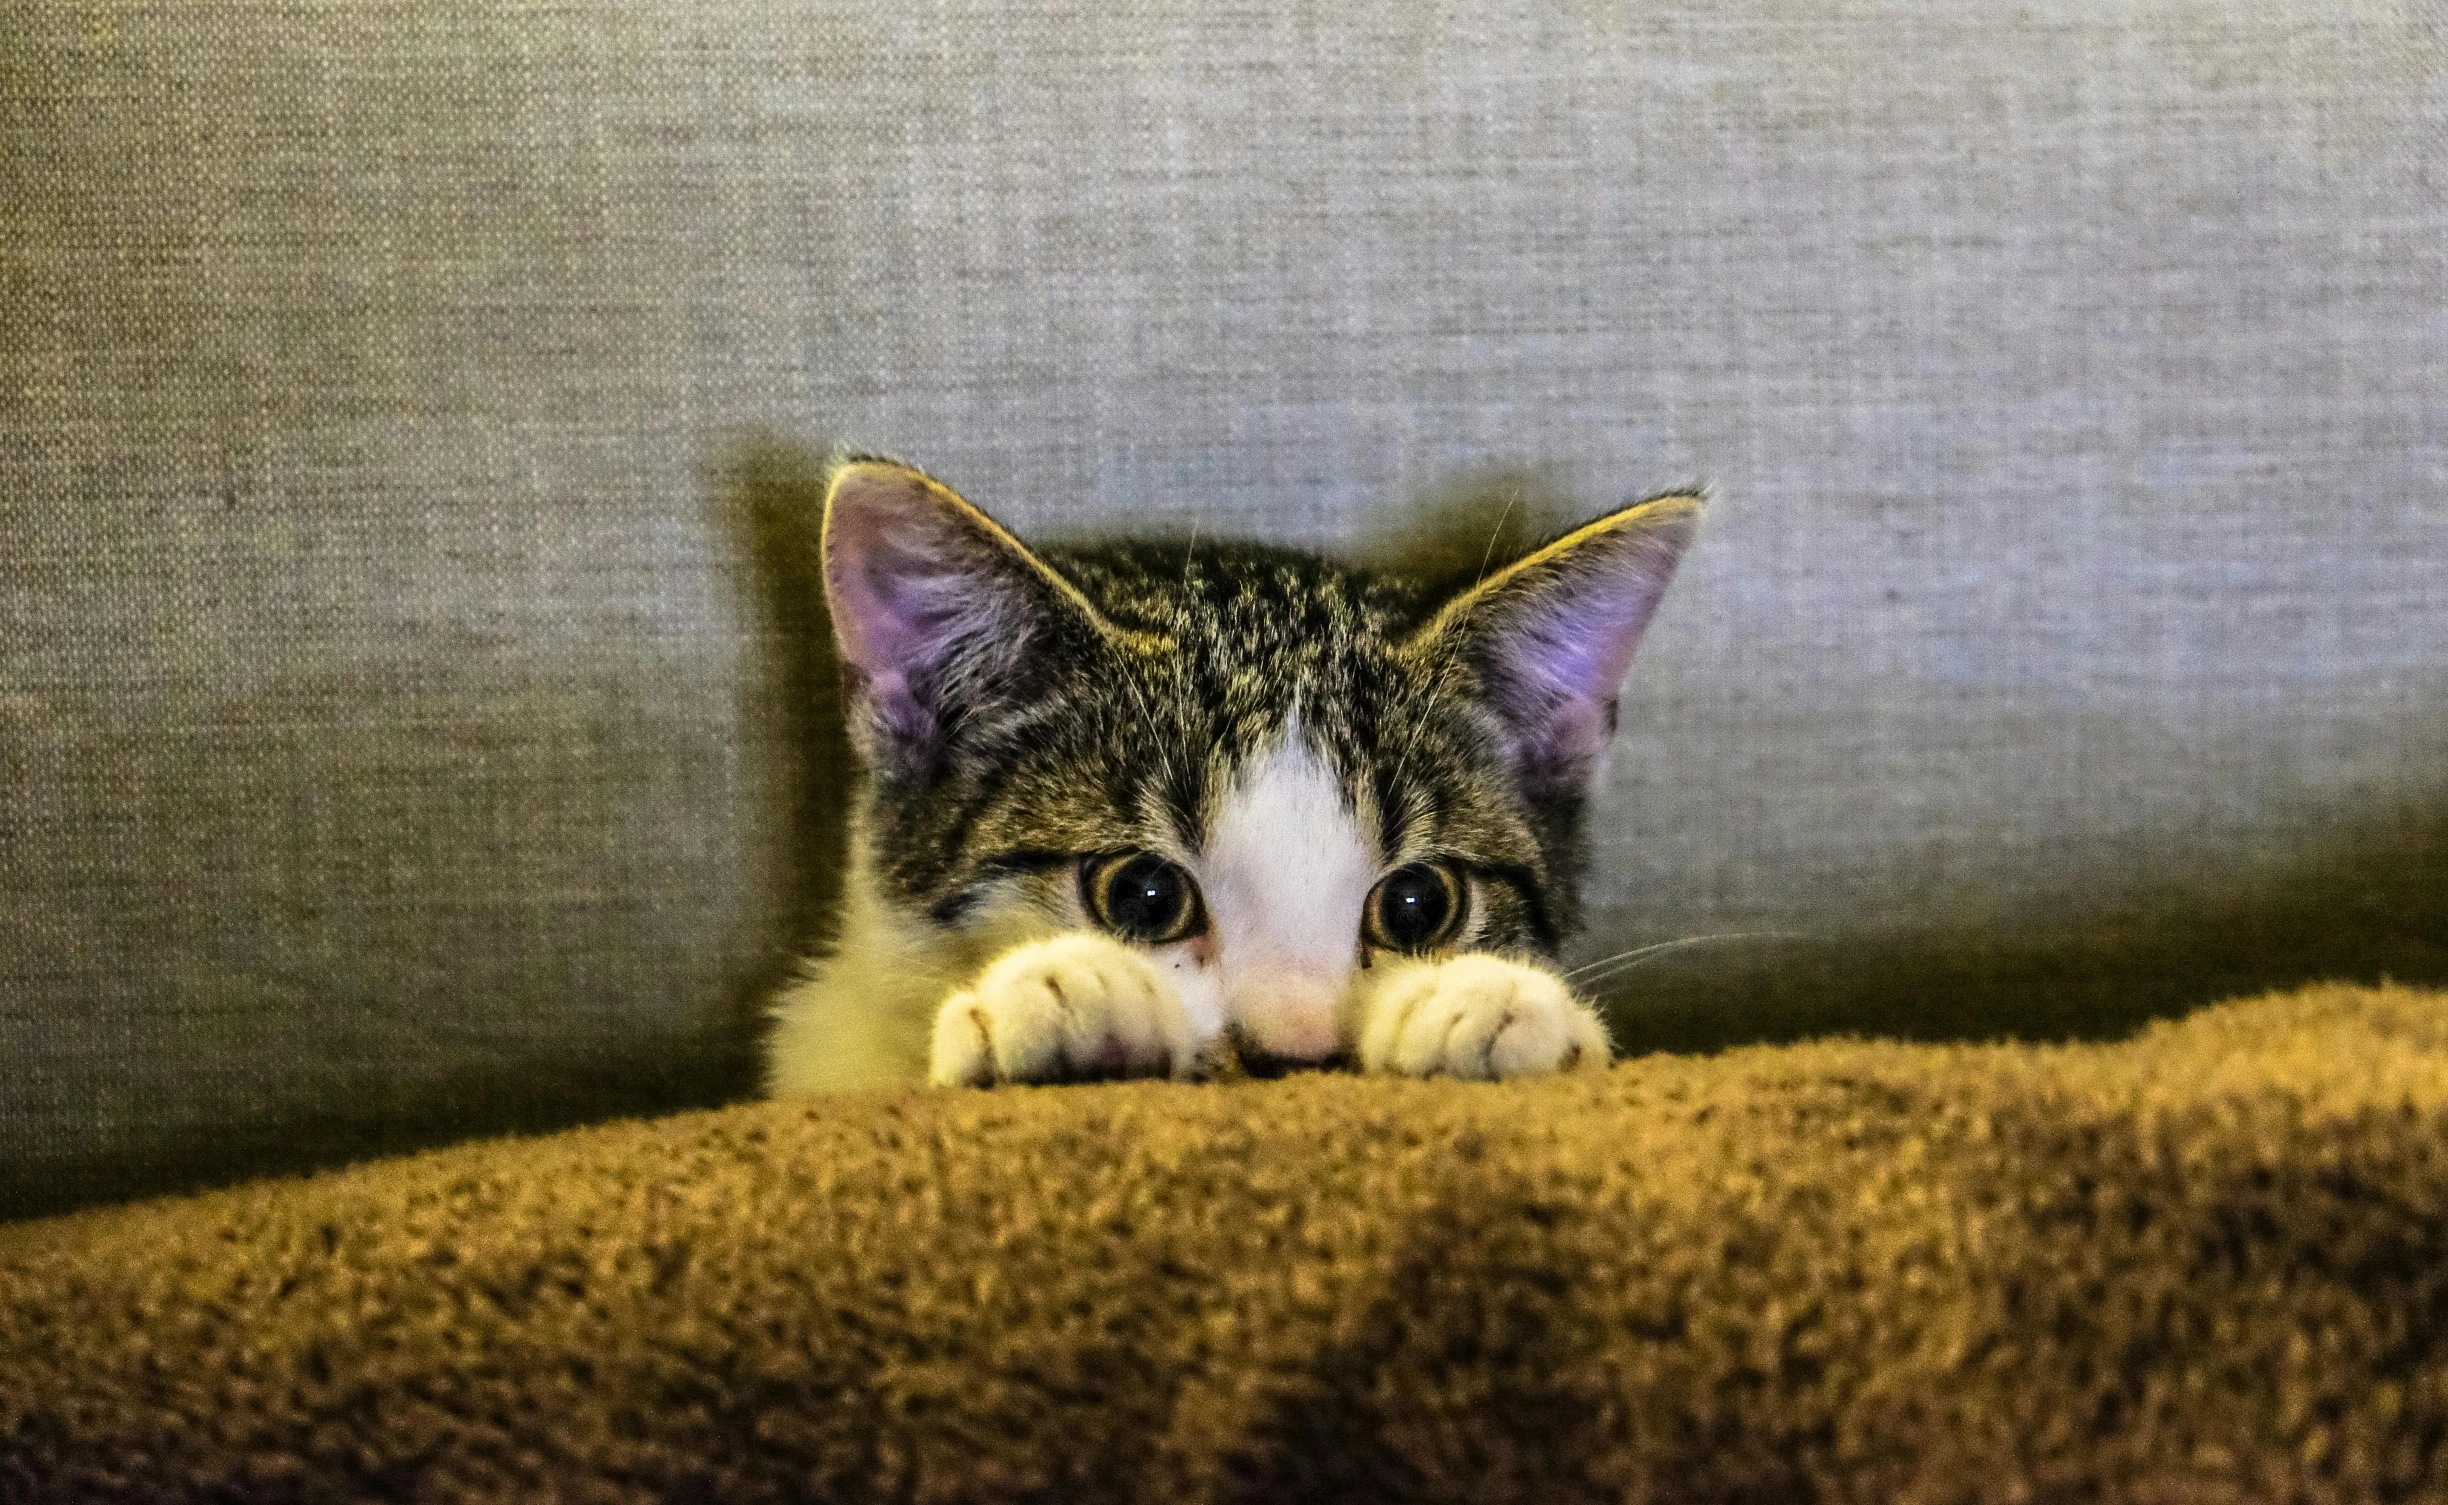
[930,933,1197,1087]
[1356,954,1611,1080]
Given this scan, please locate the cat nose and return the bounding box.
[1232,972,1342,1062]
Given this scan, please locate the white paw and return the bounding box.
[930,933,1197,1087]
[1357,954,1611,1080]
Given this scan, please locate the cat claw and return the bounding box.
[930,933,1197,1087]
[1358,954,1613,1080]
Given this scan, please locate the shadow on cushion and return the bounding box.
[5,982,2446,1503]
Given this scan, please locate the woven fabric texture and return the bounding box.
[3,1,2444,1216]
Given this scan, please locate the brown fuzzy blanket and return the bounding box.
[5,982,2446,1503]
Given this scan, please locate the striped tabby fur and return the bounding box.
[766,456,1699,1092]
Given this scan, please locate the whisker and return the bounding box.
[1473,487,1520,585]
[1385,486,1522,805]
[1564,931,1817,985]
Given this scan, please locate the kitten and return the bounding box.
[763,456,1699,1093]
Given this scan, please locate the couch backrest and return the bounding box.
[6,0,2443,1219]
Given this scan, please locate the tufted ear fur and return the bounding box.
[1413,494,1702,796]
[821,458,1107,771]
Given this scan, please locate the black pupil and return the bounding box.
[1378,864,1451,950]
[1103,854,1187,939]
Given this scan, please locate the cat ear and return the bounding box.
[821,457,1104,767]
[1414,494,1702,793]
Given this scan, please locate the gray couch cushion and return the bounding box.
[4,1,2443,1218]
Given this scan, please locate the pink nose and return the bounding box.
[1234,974,1342,1061]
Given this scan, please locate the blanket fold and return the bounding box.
[5,982,2445,1503]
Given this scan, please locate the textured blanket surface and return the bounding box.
[4,982,2446,1503]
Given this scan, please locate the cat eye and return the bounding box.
[1082,851,1205,945]
[1364,861,1464,954]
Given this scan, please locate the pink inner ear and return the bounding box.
[819,468,1018,754]
[1486,597,1641,779]
[1466,505,1698,783]
[830,523,961,683]
[822,474,982,689]
[1510,591,1633,707]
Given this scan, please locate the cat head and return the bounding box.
[820,456,1699,1062]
